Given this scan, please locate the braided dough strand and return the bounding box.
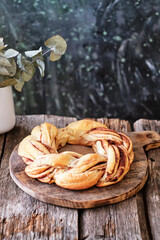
[18,119,134,190]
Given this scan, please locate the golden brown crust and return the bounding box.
[67,119,108,145]
[31,122,58,153]
[55,170,104,190]
[18,135,50,164]
[18,119,134,190]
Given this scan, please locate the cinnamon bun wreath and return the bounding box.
[18,119,134,190]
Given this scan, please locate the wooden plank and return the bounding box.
[134,119,160,240]
[0,134,5,161]
[79,118,150,240]
[134,119,160,133]
[0,115,78,240]
[97,118,132,132]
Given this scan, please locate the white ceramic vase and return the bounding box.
[0,86,16,134]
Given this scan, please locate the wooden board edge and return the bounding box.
[9,152,149,209]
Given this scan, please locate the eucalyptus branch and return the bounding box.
[0,35,67,91]
[42,48,52,56]
[31,49,52,64]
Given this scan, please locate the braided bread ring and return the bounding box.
[18,119,134,190]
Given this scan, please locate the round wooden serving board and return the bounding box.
[9,131,160,209]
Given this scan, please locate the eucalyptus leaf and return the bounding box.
[0,66,10,76]
[14,77,25,92]
[13,68,21,79]
[0,37,7,51]
[0,38,4,49]
[0,54,11,67]
[27,63,34,73]
[44,35,67,55]
[22,62,35,82]
[0,58,16,76]
[36,59,45,77]
[50,50,61,62]
[22,71,33,82]
[25,47,42,58]
[24,61,35,74]
[0,78,16,87]
[6,58,17,76]
[4,49,19,58]
[17,53,26,71]
[32,52,44,62]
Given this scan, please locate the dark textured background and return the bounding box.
[1,0,160,121]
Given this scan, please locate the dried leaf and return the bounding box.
[0,38,7,51]
[25,47,42,58]
[17,54,35,82]
[0,54,11,67]
[0,78,16,87]
[50,50,61,62]
[17,53,25,70]
[4,48,19,58]
[13,68,21,79]
[44,35,67,55]
[36,59,45,77]
[32,52,44,62]
[25,61,35,74]
[14,77,25,92]
[0,58,16,77]
[22,62,35,82]
[22,71,32,82]
[0,66,10,76]
[6,58,17,76]
[22,68,34,82]
[17,54,23,69]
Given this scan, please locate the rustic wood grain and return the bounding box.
[0,134,5,162]
[79,118,150,240]
[134,119,160,240]
[97,118,132,132]
[0,115,78,240]
[9,131,153,208]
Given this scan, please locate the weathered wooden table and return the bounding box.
[0,115,159,240]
